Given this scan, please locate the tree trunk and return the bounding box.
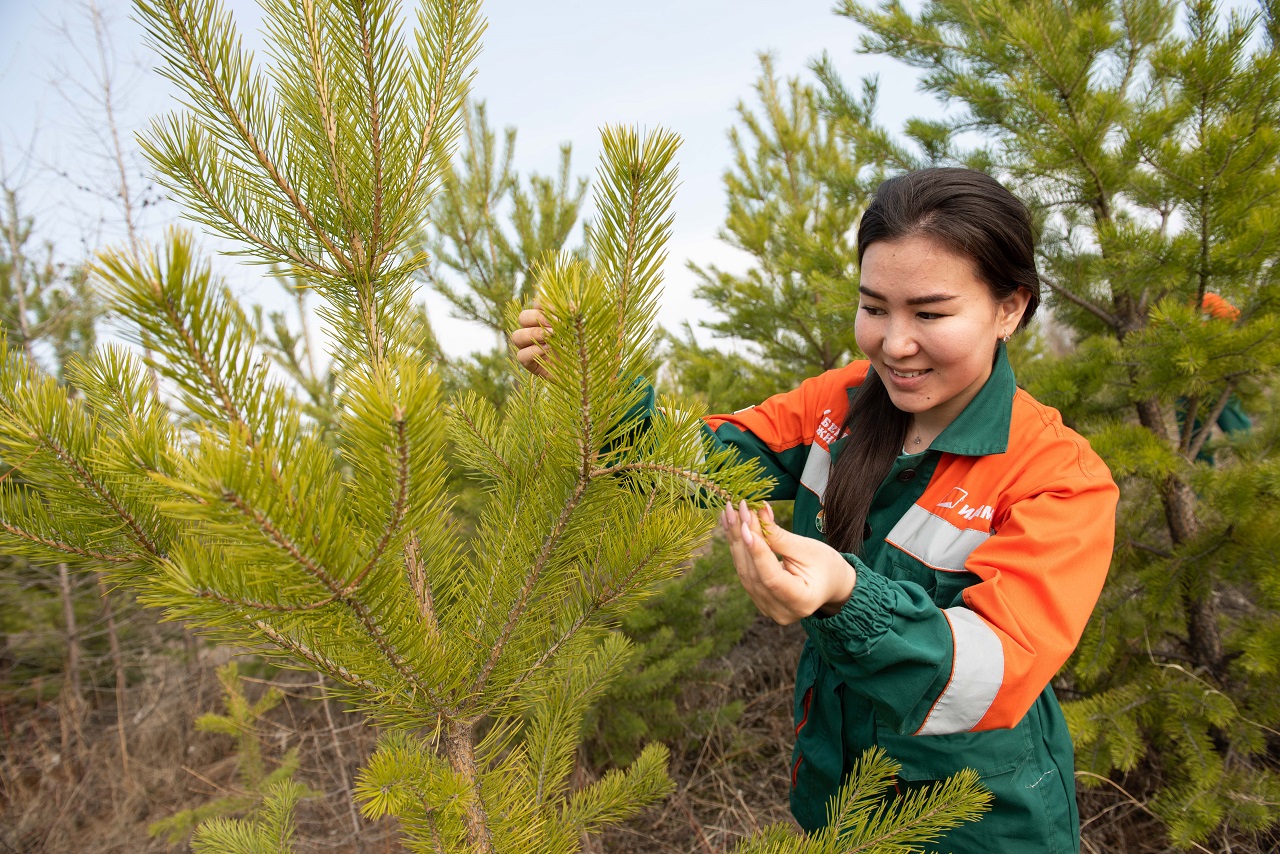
[1134,397,1225,674]
[444,717,494,853]
[57,562,82,756]
[96,573,131,785]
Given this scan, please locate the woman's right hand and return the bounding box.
[722,500,856,625]
[510,300,552,379]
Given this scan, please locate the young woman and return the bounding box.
[512,168,1118,852]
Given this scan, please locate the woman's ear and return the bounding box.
[998,287,1033,335]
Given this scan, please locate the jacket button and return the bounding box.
[897,469,916,481]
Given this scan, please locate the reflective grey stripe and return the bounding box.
[800,444,830,500]
[885,504,990,572]
[917,608,1004,735]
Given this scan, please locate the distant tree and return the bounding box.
[819,0,1280,847]
[672,55,869,412]
[0,186,100,376]
[425,99,588,340]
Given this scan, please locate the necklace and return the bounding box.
[905,421,929,450]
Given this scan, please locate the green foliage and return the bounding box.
[584,537,756,766]
[822,0,1280,845]
[424,99,588,340]
[149,661,319,845]
[191,779,312,854]
[730,748,992,854]
[676,56,868,399]
[0,2,776,850]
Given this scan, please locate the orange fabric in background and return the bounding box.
[1201,292,1240,321]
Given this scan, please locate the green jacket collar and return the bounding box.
[929,343,1015,457]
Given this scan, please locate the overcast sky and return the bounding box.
[0,0,922,357]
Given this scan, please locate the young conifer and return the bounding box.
[0,1,769,850]
[0,1,995,849]
[148,661,319,845]
[671,57,868,413]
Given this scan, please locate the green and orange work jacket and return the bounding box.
[666,346,1118,852]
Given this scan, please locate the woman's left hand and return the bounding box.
[722,500,856,625]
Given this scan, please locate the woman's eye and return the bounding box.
[860,305,886,316]
[917,312,945,320]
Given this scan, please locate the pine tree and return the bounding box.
[424,99,588,343]
[0,185,100,377]
[0,1,995,849]
[421,99,588,413]
[671,56,869,412]
[420,98,759,776]
[0,1,762,850]
[820,0,1280,846]
[149,661,320,845]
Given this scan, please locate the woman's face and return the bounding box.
[854,235,1030,430]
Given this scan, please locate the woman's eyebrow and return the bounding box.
[858,285,958,306]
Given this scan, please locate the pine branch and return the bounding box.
[451,398,512,478]
[575,312,595,478]
[220,487,444,707]
[299,0,360,263]
[1187,383,1237,461]
[469,442,550,642]
[249,618,382,696]
[356,0,386,266]
[404,534,441,635]
[146,0,353,272]
[1040,271,1122,329]
[472,477,589,696]
[590,461,738,504]
[0,520,136,564]
[495,533,665,709]
[10,418,161,558]
[155,137,333,275]
[347,410,410,592]
[386,0,482,246]
[194,585,340,613]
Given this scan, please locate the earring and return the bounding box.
[1002,333,1011,343]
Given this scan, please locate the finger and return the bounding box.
[740,500,768,553]
[724,502,762,587]
[509,327,543,350]
[757,507,795,558]
[514,345,550,378]
[517,307,550,329]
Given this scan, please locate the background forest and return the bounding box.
[2,0,1279,852]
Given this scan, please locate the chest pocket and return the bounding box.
[883,504,991,607]
[882,547,938,601]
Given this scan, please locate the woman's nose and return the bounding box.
[882,319,918,358]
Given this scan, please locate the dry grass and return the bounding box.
[3,610,1276,853]
[596,616,806,854]
[0,636,400,854]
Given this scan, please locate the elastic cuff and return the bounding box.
[803,565,896,657]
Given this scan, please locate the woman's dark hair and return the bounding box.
[822,167,1041,555]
